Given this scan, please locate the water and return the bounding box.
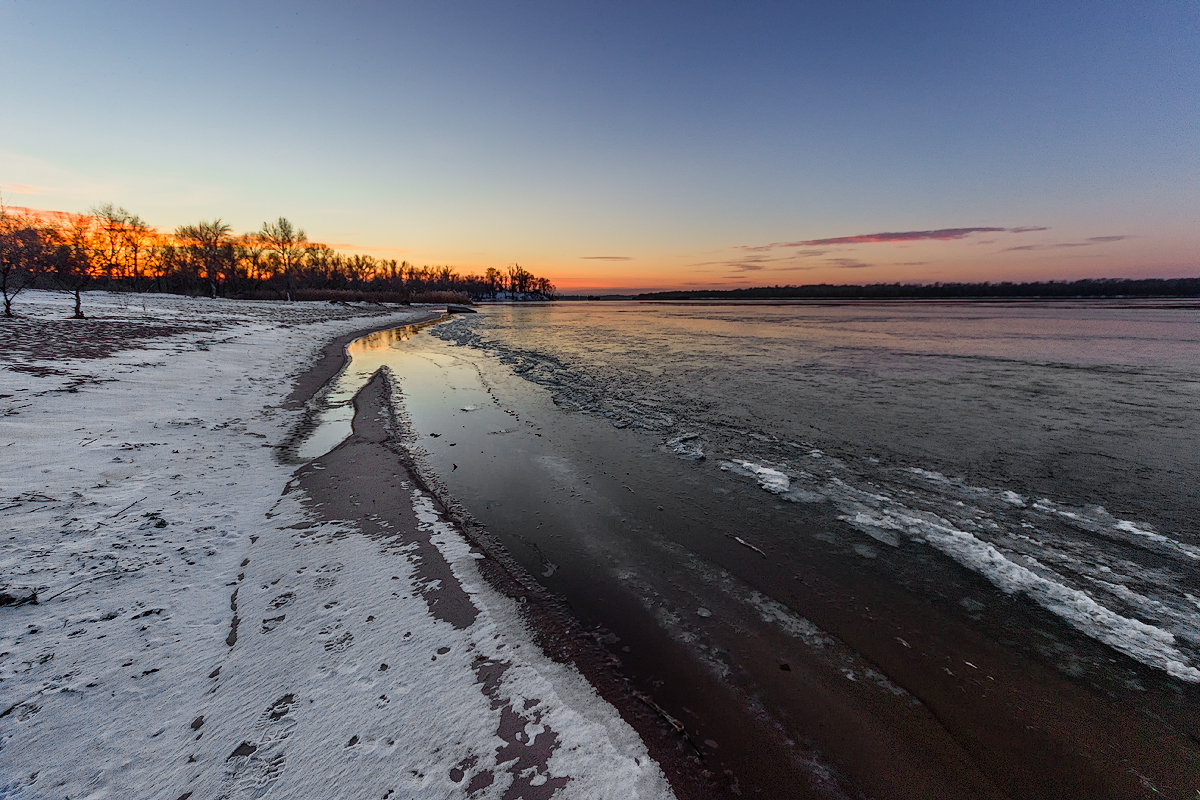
[433,301,1200,673]
[302,299,1200,798]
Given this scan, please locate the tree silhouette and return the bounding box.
[258,217,306,299]
[0,202,45,317]
[58,217,94,318]
[175,219,233,297]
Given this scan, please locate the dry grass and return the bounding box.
[409,290,472,304]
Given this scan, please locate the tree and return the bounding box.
[0,201,47,317]
[507,263,533,295]
[237,234,268,283]
[90,203,129,279]
[258,217,306,299]
[175,219,233,297]
[120,213,153,290]
[484,266,502,298]
[58,217,94,318]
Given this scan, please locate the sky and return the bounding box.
[2,1,1197,293]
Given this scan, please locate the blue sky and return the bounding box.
[3,1,1197,290]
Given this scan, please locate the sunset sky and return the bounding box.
[2,2,1197,292]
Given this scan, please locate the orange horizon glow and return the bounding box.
[5,205,1195,293]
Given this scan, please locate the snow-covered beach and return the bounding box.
[0,291,674,800]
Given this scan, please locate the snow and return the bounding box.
[0,291,673,800]
[719,459,790,494]
[662,433,704,461]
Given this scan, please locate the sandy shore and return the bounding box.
[0,291,676,800]
[358,311,1200,799]
[292,312,724,800]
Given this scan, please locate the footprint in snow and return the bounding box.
[224,694,298,798]
[323,630,354,653]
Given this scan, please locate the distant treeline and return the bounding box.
[636,278,1200,301]
[0,202,555,317]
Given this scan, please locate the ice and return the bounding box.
[1000,491,1027,507]
[720,459,791,494]
[663,432,705,461]
[838,511,902,547]
[921,524,1200,683]
[724,438,1200,683]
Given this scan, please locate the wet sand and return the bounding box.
[292,322,725,799]
[296,319,1200,798]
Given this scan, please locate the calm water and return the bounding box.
[304,299,1200,798]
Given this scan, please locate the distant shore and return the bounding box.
[631,277,1200,301]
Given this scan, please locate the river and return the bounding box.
[301,299,1200,799]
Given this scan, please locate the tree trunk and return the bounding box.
[73,289,85,319]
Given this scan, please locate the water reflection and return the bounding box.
[346,324,421,356]
[296,320,440,460]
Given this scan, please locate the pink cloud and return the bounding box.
[738,226,1047,251]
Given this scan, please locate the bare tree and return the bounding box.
[120,212,153,290]
[89,203,130,280]
[237,234,268,283]
[0,199,45,317]
[258,217,306,299]
[175,220,233,297]
[59,217,94,318]
[507,263,533,295]
[484,266,502,298]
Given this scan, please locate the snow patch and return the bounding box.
[720,460,791,494]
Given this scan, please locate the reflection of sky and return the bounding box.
[1,2,1196,291]
[299,321,434,460]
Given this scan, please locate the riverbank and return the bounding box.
[396,303,1200,799]
[0,291,674,799]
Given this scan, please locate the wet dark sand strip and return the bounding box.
[289,325,726,799]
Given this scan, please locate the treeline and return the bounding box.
[0,202,555,317]
[636,278,1200,301]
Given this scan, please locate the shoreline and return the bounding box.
[368,309,1200,798]
[296,316,726,799]
[281,310,443,412]
[0,292,676,799]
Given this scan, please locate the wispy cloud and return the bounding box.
[691,255,865,274]
[689,254,791,270]
[0,182,51,195]
[738,226,1047,251]
[580,255,632,261]
[1002,235,1130,253]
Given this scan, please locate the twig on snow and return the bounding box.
[40,566,141,603]
[725,533,767,557]
[111,496,148,518]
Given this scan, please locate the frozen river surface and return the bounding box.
[312,300,1200,799]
